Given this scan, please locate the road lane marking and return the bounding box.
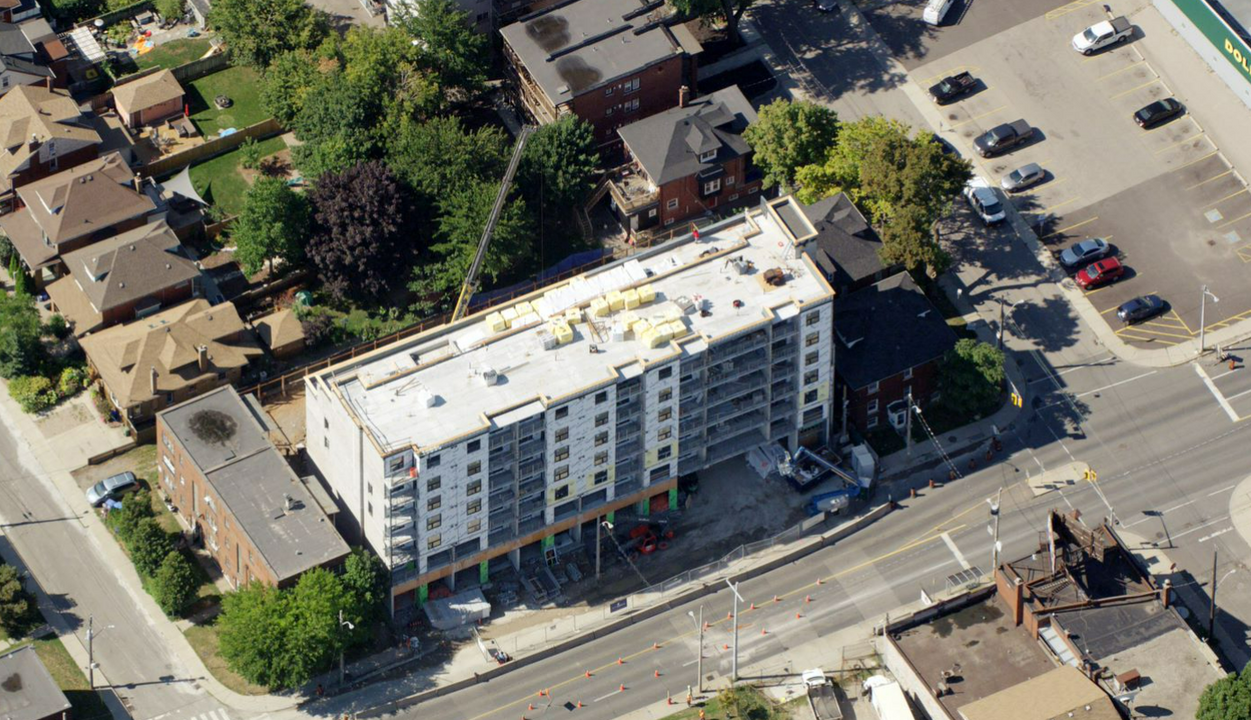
[1199,527,1233,543]
[1108,78,1160,100]
[593,689,623,702]
[1186,169,1233,190]
[1097,61,1146,80]
[1101,305,1120,315]
[1172,515,1230,540]
[1027,354,1115,383]
[1195,364,1240,422]
[1118,325,1193,340]
[1210,484,1237,496]
[950,106,1007,129]
[941,532,972,570]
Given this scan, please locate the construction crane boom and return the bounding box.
[451,125,535,323]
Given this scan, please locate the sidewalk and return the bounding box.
[0,380,299,714]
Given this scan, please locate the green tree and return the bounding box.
[155,0,184,20]
[231,177,310,276]
[0,232,14,266]
[341,548,387,627]
[261,50,321,127]
[208,0,328,70]
[742,99,838,192]
[412,179,531,309]
[239,138,264,171]
[0,291,43,379]
[151,551,198,616]
[392,0,489,99]
[290,72,378,178]
[108,489,155,545]
[669,0,756,46]
[385,115,508,200]
[937,338,1005,418]
[7,376,56,414]
[43,314,69,340]
[0,563,34,635]
[129,518,175,577]
[9,253,29,297]
[878,204,950,276]
[219,583,294,687]
[519,116,600,212]
[1199,670,1251,720]
[286,568,354,682]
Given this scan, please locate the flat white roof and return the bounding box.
[317,198,832,455]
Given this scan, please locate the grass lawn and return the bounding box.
[33,636,112,720]
[185,620,270,696]
[659,686,793,720]
[188,135,287,217]
[186,66,268,138]
[134,39,211,72]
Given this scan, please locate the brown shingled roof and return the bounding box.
[112,69,184,114]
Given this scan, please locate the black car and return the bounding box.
[1134,98,1184,129]
[928,72,977,104]
[1117,295,1166,324]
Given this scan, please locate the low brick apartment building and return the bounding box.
[157,386,350,588]
[500,0,701,147]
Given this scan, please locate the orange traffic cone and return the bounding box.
[585,670,593,678]
[761,627,768,635]
[620,684,626,692]
[749,602,756,611]
[773,595,780,603]
[796,612,802,619]
[576,701,583,709]
[653,642,661,649]
[654,669,661,678]
[617,657,625,665]
[816,577,824,585]
[805,595,811,604]
[726,611,732,620]
[723,643,730,650]
[528,704,535,711]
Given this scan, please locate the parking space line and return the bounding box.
[1216,210,1251,229]
[950,106,1007,128]
[918,65,979,84]
[1032,197,1080,214]
[1171,311,1196,335]
[1108,79,1162,100]
[1186,169,1232,190]
[1118,331,1179,345]
[1236,244,1251,263]
[1205,188,1249,207]
[1042,217,1098,239]
[1046,0,1100,20]
[1142,318,1188,330]
[1153,133,1206,154]
[1122,325,1193,340]
[1195,364,1241,422]
[1172,150,1221,172]
[1100,305,1120,315]
[1097,61,1147,81]
[1226,386,1251,402]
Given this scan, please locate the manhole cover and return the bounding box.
[1205,208,1224,223]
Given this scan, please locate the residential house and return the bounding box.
[46,221,204,335]
[881,510,1223,720]
[500,0,701,147]
[0,83,102,213]
[80,299,262,440]
[802,193,899,296]
[610,85,763,234]
[17,18,68,86]
[113,69,185,128]
[833,272,957,432]
[0,0,41,23]
[157,386,350,588]
[253,308,306,359]
[0,22,51,96]
[0,645,72,720]
[0,152,159,287]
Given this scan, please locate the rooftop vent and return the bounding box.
[479,366,500,386]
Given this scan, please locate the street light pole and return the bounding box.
[87,615,94,690]
[987,488,1002,571]
[723,580,743,682]
[339,610,355,685]
[1199,285,1219,354]
[688,607,704,693]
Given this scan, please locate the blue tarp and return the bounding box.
[468,248,614,311]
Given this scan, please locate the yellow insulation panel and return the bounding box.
[607,290,625,311]
[590,298,610,317]
[622,288,640,309]
[485,312,508,333]
[637,283,656,304]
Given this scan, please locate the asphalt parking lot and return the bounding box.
[867,0,1251,348]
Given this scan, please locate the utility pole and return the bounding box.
[595,516,602,579]
[1209,550,1218,639]
[904,390,914,457]
[987,488,1002,570]
[998,298,1006,350]
[1199,285,1219,355]
[724,580,743,682]
[688,607,704,693]
[87,615,94,690]
[339,610,355,685]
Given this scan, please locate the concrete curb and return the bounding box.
[358,503,894,718]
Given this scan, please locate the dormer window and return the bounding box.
[699,149,717,163]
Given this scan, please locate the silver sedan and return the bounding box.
[1001,163,1045,192]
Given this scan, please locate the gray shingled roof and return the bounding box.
[617,86,756,186]
[159,386,350,583]
[834,272,958,390]
[0,23,51,79]
[60,220,201,315]
[802,193,887,289]
[500,0,695,101]
[0,646,71,720]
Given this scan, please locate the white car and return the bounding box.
[964,176,1006,226]
[1072,16,1132,54]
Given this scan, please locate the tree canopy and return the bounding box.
[151,551,198,616]
[231,177,310,276]
[937,338,1005,418]
[392,0,490,100]
[208,0,328,70]
[385,115,509,201]
[261,50,321,127]
[669,0,756,46]
[1199,669,1251,720]
[0,291,43,380]
[308,161,418,304]
[742,99,839,191]
[519,116,600,213]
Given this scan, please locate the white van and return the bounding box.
[922,0,955,25]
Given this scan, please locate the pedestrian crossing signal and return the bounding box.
[1010,392,1023,408]
[1084,468,1097,482]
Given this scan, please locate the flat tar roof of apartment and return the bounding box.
[500,0,701,102]
[160,386,349,581]
[892,591,1057,718]
[312,196,832,457]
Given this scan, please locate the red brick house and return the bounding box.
[500,0,702,148]
[46,221,204,335]
[157,386,349,589]
[834,272,957,433]
[0,84,101,213]
[610,85,762,233]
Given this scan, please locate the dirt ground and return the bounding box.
[263,385,307,447]
[71,444,158,493]
[238,148,301,187]
[33,396,97,438]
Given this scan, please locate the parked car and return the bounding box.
[1072,16,1132,54]
[928,72,977,104]
[1134,98,1184,129]
[86,471,139,507]
[922,0,956,25]
[1001,163,1045,192]
[1075,257,1125,289]
[964,176,1006,225]
[1059,237,1112,269]
[973,120,1034,158]
[1117,295,1166,324]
